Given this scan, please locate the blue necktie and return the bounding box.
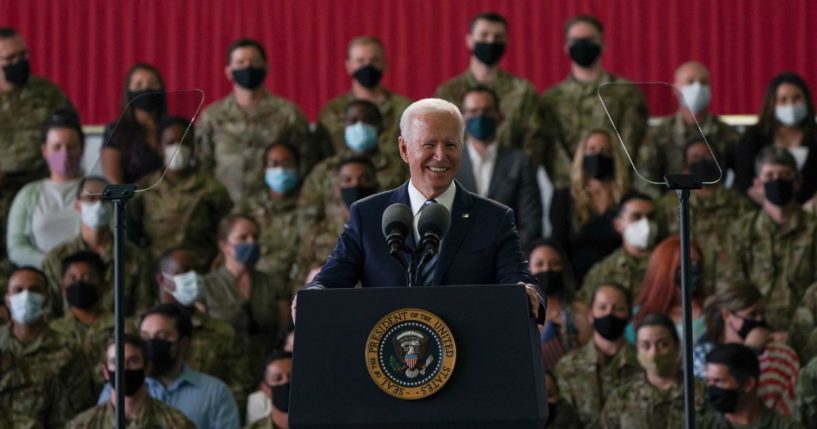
[417,199,438,286]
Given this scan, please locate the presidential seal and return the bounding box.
[365,308,457,400]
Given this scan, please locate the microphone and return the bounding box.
[381,203,413,258]
[417,203,451,259]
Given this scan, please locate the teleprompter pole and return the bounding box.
[102,184,136,429]
[665,174,702,429]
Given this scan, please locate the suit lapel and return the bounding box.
[431,182,475,285]
[486,146,508,199]
[456,148,478,194]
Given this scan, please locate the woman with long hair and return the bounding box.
[633,236,706,343]
[734,72,817,204]
[550,129,630,282]
[100,63,167,184]
[694,283,799,416]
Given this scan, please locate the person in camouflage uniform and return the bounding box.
[796,355,817,428]
[1,267,97,419]
[640,62,740,180]
[657,138,755,290]
[544,370,581,429]
[156,248,251,412]
[721,147,817,354]
[0,27,75,243]
[582,193,659,299]
[699,343,803,429]
[541,15,648,187]
[602,313,710,429]
[1,343,68,428]
[67,335,196,429]
[318,36,412,166]
[555,283,642,429]
[130,117,233,269]
[434,12,543,154]
[294,155,379,289]
[48,251,138,394]
[239,142,302,289]
[195,38,317,205]
[41,177,155,318]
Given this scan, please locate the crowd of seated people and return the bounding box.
[2,10,817,428]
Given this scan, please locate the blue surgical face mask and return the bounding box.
[233,242,261,267]
[465,115,498,141]
[344,122,379,153]
[265,167,299,194]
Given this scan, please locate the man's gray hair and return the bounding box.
[399,98,464,141]
[754,146,797,176]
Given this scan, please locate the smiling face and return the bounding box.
[398,111,463,199]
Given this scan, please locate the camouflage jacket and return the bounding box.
[195,91,313,204]
[697,407,804,429]
[581,247,651,300]
[0,354,67,428]
[131,169,233,268]
[555,340,643,429]
[601,374,710,429]
[66,397,196,429]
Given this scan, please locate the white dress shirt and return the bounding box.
[407,179,456,242]
[466,140,498,197]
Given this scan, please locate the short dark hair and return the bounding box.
[257,349,293,384]
[564,15,604,38]
[61,250,106,278]
[462,84,502,112]
[336,155,376,174]
[589,282,633,311]
[156,247,191,275]
[140,303,193,340]
[469,12,508,33]
[0,28,19,39]
[226,38,267,64]
[41,108,85,148]
[103,334,146,364]
[157,116,193,143]
[345,99,384,128]
[617,192,653,217]
[8,266,48,287]
[636,313,679,345]
[683,135,722,164]
[263,142,301,169]
[706,343,760,385]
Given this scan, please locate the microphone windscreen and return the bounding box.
[418,203,451,238]
[381,203,413,238]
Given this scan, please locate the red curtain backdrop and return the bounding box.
[1,0,815,124]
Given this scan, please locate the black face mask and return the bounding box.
[593,314,629,341]
[3,59,31,87]
[733,314,767,339]
[473,42,506,66]
[763,179,794,207]
[144,339,176,377]
[582,154,615,180]
[232,66,266,90]
[352,64,383,89]
[689,159,720,182]
[707,385,741,413]
[107,367,146,397]
[569,39,602,68]
[535,271,564,297]
[127,90,166,113]
[546,402,558,426]
[340,186,376,209]
[271,382,291,412]
[65,281,99,309]
[675,264,702,293]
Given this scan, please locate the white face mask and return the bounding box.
[9,290,46,325]
[622,218,657,251]
[164,144,191,171]
[775,102,808,127]
[680,82,711,114]
[163,271,202,307]
[80,200,111,229]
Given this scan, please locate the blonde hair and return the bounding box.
[569,129,630,227]
[347,35,385,58]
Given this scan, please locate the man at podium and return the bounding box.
[301,98,543,318]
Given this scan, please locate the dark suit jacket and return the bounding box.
[310,181,538,290]
[456,144,543,246]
